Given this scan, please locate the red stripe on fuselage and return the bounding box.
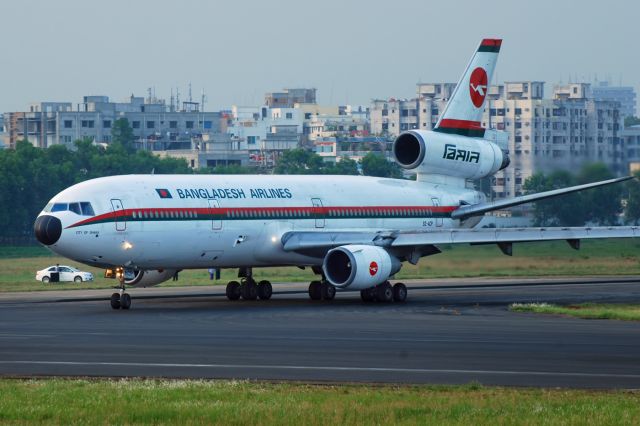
[65,205,458,229]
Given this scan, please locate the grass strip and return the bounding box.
[510,303,640,321]
[0,378,639,425]
[2,239,640,292]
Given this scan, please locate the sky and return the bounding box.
[0,0,638,113]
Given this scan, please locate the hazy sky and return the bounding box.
[1,0,638,113]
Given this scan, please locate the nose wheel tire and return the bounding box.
[257,280,273,300]
[226,281,241,300]
[110,293,121,310]
[110,292,131,310]
[393,283,407,302]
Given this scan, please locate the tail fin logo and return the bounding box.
[469,67,488,108]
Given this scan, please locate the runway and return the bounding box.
[1,277,639,388]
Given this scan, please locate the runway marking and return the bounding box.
[1,360,640,379]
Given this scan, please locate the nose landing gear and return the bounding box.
[110,267,132,310]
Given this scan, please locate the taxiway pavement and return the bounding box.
[1,277,639,388]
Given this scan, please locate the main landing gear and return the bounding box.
[225,277,273,301]
[308,280,336,301]
[110,267,131,310]
[360,281,407,303]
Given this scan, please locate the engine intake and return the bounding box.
[393,130,508,179]
[323,245,401,290]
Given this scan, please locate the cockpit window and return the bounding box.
[80,202,95,216]
[51,203,68,212]
[47,202,95,216]
[68,203,82,215]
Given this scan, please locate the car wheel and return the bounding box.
[42,276,50,283]
[74,276,83,283]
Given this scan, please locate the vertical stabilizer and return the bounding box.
[434,39,502,138]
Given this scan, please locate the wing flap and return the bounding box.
[390,226,640,247]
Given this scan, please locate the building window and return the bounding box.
[132,121,140,129]
[64,120,73,128]
[381,109,388,117]
[285,112,293,119]
[81,120,94,128]
[515,108,522,115]
[146,121,155,129]
[186,121,194,129]
[169,121,177,129]
[203,120,212,129]
[304,113,312,119]
[103,120,111,128]
[247,136,257,144]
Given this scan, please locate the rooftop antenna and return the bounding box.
[176,87,181,111]
[188,82,193,103]
[170,88,175,112]
[201,88,207,112]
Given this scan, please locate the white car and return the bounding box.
[36,265,94,283]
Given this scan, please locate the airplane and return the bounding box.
[33,39,638,310]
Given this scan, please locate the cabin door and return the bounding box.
[207,198,222,230]
[431,197,443,227]
[110,199,126,231]
[311,198,325,228]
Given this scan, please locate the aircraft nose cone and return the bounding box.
[34,215,62,246]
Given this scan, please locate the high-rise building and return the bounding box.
[592,81,637,119]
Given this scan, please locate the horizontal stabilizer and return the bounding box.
[451,176,635,220]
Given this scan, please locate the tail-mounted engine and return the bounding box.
[322,245,401,290]
[393,130,509,179]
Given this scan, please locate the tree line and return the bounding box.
[523,163,640,226]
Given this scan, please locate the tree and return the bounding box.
[359,152,402,178]
[111,118,135,153]
[576,163,622,226]
[523,163,623,226]
[624,116,640,128]
[524,170,582,226]
[273,149,325,174]
[624,171,640,225]
[325,157,359,175]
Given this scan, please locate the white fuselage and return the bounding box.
[41,174,484,270]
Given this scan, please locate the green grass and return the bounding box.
[0,379,639,425]
[510,302,640,321]
[2,238,640,292]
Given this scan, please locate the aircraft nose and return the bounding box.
[34,215,62,246]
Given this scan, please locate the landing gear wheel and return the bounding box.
[360,287,376,302]
[110,293,121,310]
[321,282,336,300]
[240,279,258,300]
[308,281,322,301]
[376,281,393,303]
[257,280,273,300]
[120,293,132,310]
[393,283,407,302]
[226,281,241,300]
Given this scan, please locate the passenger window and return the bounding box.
[80,202,95,216]
[51,203,68,212]
[68,203,82,215]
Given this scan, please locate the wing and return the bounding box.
[282,226,640,260]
